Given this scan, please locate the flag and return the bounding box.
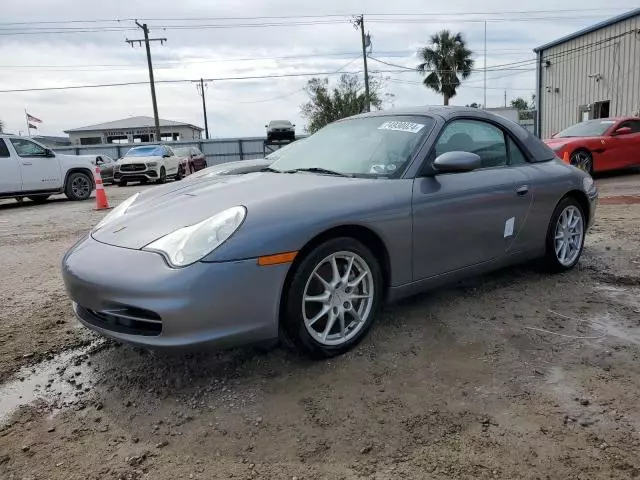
[28,123,38,130]
[26,113,42,123]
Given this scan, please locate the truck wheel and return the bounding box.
[28,195,51,204]
[64,172,93,201]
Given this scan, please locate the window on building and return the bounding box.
[593,101,610,119]
[107,135,129,144]
[80,137,102,145]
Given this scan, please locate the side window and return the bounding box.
[435,120,507,169]
[0,139,10,158]
[507,137,529,165]
[10,138,47,157]
[626,121,640,133]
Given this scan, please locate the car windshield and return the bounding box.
[268,115,434,177]
[554,120,616,138]
[125,146,164,157]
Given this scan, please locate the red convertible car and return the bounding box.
[544,117,640,174]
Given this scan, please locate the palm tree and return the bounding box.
[417,30,474,105]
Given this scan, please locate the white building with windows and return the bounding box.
[534,8,640,138]
[65,116,203,145]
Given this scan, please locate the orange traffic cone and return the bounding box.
[562,151,570,164]
[93,166,111,210]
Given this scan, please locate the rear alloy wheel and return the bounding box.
[570,150,593,175]
[158,167,167,184]
[544,197,585,272]
[65,172,93,201]
[282,238,382,358]
[27,195,51,203]
[175,165,184,181]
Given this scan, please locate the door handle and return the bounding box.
[516,185,529,196]
[22,162,33,166]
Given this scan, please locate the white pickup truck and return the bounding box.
[0,134,96,203]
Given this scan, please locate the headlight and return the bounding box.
[147,162,158,167]
[583,176,594,191]
[93,193,140,231]
[143,206,246,268]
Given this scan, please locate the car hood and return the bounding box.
[118,156,161,164]
[91,172,392,250]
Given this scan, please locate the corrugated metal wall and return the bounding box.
[53,137,299,166]
[538,15,640,138]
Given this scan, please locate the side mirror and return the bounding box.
[95,157,104,165]
[44,148,55,157]
[612,126,632,136]
[433,151,482,173]
[163,153,171,158]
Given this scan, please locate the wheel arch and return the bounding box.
[279,224,392,318]
[561,189,591,225]
[64,168,95,191]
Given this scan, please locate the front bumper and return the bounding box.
[61,235,290,348]
[114,169,158,182]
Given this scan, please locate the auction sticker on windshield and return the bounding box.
[378,121,425,134]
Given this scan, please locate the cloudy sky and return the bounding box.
[1,1,638,138]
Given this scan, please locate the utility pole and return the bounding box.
[483,21,487,109]
[193,78,210,139]
[353,15,371,112]
[126,22,166,143]
[504,90,507,108]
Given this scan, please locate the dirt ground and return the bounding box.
[1,172,640,480]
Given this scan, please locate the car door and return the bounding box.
[164,146,179,174]
[412,118,532,280]
[0,138,23,194]
[9,138,62,192]
[614,120,640,167]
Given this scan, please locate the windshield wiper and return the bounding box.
[260,167,284,173]
[285,167,353,178]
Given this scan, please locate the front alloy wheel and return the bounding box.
[282,238,382,358]
[302,251,374,346]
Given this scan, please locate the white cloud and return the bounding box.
[0,0,637,136]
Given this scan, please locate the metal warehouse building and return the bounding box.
[65,116,203,145]
[534,8,640,138]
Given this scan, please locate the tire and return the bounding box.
[157,167,166,184]
[118,180,128,187]
[27,195,50,203]
[64,172,93,201]
[175,166,183,181]
[281,237,383,358]
[543,197,586,272]
[570,149,593,175]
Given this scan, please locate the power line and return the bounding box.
[0,8,626,26]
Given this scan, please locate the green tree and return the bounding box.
[510,96,535,120]
[301,74,386,133]
[417,30,474,105]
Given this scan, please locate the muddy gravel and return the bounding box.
[1,173,640,480]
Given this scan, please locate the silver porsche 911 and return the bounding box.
[62,106,598,358]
